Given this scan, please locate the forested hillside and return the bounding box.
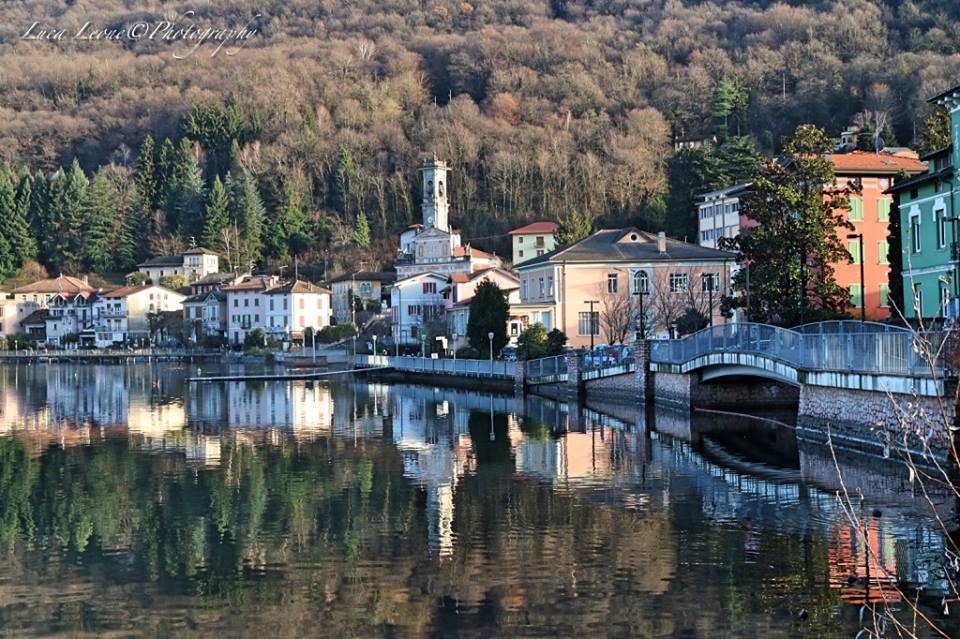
[0,0,958,279]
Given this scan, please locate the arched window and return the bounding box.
[438,181,445,197]
[633,270,649,294]
[427,180,433,197]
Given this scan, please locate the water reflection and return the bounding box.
[0,363,955,637]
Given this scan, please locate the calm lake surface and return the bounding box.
[0,362,955,637]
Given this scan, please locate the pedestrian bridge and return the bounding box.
[648,321,945,394]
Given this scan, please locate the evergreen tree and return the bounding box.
[61,160,90,268]
[917,109,951,155]
[0,169,37,271]
[555,208,593,246]
[233,174,264,269]
[136,134,159,210]
[0,169,17,275]
[467,280,510,356]
[117,183,149,271]
[202,175,230,252]
[353,212,371,249]
[84,170,118,273]
[720,124,856,326]
[157,137,175,206]
[165,139,205,241]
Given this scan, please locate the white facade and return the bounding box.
[391,272,448,345]
[224,277,331,346]
[137,249,220,284]
[93,285,185,347]
[697,183,750,249]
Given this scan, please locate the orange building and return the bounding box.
[829,150,926,320]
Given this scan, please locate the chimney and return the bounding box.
[657,232,667,254]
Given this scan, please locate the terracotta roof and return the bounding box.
[327,271,397,284]
[453,246,498,260]
[11,275,95,295]
[509,221,558,235]
[20,309,50,325]
[448,273,470,283]
[517,228,735,269]
[265,280,331,295]
[222,276,278,292]
[828,151,926,175]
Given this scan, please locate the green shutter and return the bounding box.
[879,284,889,307]
[849,197,863,221]
[849,284,862,307]
[847,240,862,264]
[877,240,889,265]
[877,197,891,222]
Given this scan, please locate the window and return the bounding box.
[669,272,689,293]
[547,276,554,296]
[269,299,274,311]
[521,279,527,298]
[849,284,862,308]
[536,250,544,256]
[910,188,918,199]
[849,197,863,221]
[535,236,545,248]
[539,277,545,296]
[878,240,889,265]
[913,284,923,316]
[633,270,649,295]
[578,311,599,336]
[518,250,524,258]
[877,198,892,222]
[254,298,259,307]
[422,282,437,294]
[244,298,249,308]
[848,240,862,264]
[937,210,947,249]
[911,214,921,253]
[607,273,619,294]
[518,236,524,243]
[941,286,950,318]
[701,272,719,293]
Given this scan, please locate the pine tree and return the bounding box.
[61,160,90,268]
[84,170,118,273]
[165,138,205,241]
[353,211,371,249]
[117,183,149,271]
[555,208,593,245]
[0,169,37,270]
[720,124,856,326]
[0,169,17,275]
[202,175,230,252]
[156,137,175,212]
[233,173,264,269]
[136,134,158,210]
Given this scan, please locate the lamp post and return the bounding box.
[487,331,494,366]
[372,334,378,359]
[702,273,715,327]
[451,333,458,365]
[311,326,316,363]
[584,300,600,350]
[847,232,865,323]
[633,277,646,340]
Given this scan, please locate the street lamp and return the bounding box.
[451,333,458,365]
[584,300,600,350]
[372,334,378,358]
[847,232,865,323]
[487,331,494,365]
[702,273,716,327]
[633,276,646,340]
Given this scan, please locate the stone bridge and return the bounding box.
[518,321,956,467]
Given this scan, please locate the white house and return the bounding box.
[136,248,220,284]
[183,290,227,343]
[93,285,185,347]
[391,272,448,345]
[222,275,281,346]
[263,280,333,342]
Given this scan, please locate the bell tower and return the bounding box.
[420,156,450,232]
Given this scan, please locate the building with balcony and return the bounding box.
[263,280,332,342]
[7,275,99,343]
[697,183,753,249]
[513,228,736,346]
[391,272,448,345]
[183,290,227,342]
[223,275,281,345]
[92,284,185,347]
[509,221,558,265]
[442,268,522,350]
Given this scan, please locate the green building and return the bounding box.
[889,83,960,321]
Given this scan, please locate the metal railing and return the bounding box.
[649,322,945,376]
[354,355,513,379]
[526,355,568,383]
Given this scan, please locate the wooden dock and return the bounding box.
[187,366,391,383]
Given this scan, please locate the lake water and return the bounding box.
[0,362,955,637]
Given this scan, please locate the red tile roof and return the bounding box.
[508,221,558,235]
[12,275,95,295]
[101,285,154,298]
[452,246,498,260]
[829,151,926,175]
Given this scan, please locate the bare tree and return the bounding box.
[598,284,634,345]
